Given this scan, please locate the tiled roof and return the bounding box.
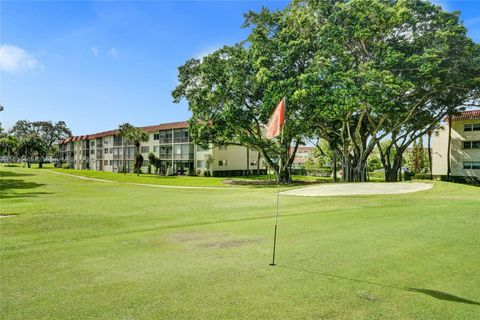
[58,121,189,144]
[451,110,480,121]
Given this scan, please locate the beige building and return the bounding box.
[58,121,262,176]
[431,110,480,181]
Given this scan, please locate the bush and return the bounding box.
[62,163,71,169]
[403,170,414,181]
[211,169,267,177]
[147,165,152,174]
[414,173,432,180]
[203,170,211,177]
[3,164,19,167]
[187,169,196,176]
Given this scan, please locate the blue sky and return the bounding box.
[1,0,479,135]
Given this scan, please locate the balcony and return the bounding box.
[173,137,189,143]
[159,138,172,144]
[159,153,172,160]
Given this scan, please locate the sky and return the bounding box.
[1,0,479,135]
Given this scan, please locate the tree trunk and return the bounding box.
[333,152,337,183]
[428,130,433,180]
[246,148,250,176]
[257,152,260,176]
[446,116,452,182]
[38,156,43,168]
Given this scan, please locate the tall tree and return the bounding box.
[0,135,18,162]
[293,0,479,181]
[16,135,45,168]
[173,8,314,182]
[10,120,72,168]
[118,123,148,176]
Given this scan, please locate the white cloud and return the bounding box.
[90,47,99,57]
[0,44,42,73]
[107,48,118,59]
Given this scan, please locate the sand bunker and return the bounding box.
[282,182,433,197]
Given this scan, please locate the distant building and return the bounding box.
[431,110,480,181]
[58,121,261,176]
[291,146,315,167]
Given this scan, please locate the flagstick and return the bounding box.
[270,98,285,267]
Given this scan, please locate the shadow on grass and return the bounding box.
[0,170,34,178]
[0,179,49,199]
[277,265,480,306]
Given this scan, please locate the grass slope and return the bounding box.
[1,167,479,319]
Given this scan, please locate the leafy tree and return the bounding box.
[172,9,313,183]
[0,135,18,161]
[10,120,71,168]
[285,0,480,181]
[409,138,426,174]
[16,135,46,168]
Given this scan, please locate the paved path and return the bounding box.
[47,170,242,190]
[48,170,116,183]
[281,182,433,197]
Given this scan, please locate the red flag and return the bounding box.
[266,97,285,139]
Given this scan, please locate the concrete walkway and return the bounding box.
[281,182,433,197]
[47,170,242,190]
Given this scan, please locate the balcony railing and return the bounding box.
[159,154,172,160]
[173,137,189,143]
[159,138,172,144]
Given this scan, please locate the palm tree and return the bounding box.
[118,123,148,176]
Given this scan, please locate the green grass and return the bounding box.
[1,166,479,319]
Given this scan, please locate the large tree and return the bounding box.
[172,7,318,182]
[292,0,480,181]
[16,135,46,168]
[10,120,72,168]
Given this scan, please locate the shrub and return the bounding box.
[203,170,211,177]
[62,163,71,169]
[147,165,152,174]
[414,173,432,180]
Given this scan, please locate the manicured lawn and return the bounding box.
[1,166,479,319]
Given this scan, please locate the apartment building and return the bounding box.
[290,146,315,168]
[431,110,480,180]
[58,121,261,175]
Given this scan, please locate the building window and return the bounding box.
[104,148,108,154]
[90,141,95,147]
[104,160,108,165]
[218,160,227,166]
[463,141,480,149]
[104,139,109,144]
[159,130,173,143]
[463,161,480,170]
[109,160,113,166]
[173,128,189,143]
[90,150,95,155]
[219,145,227,150]
[141,146,149,153]
[153,133,160,140]
[197,160,205,168]
[464,123,480,132]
